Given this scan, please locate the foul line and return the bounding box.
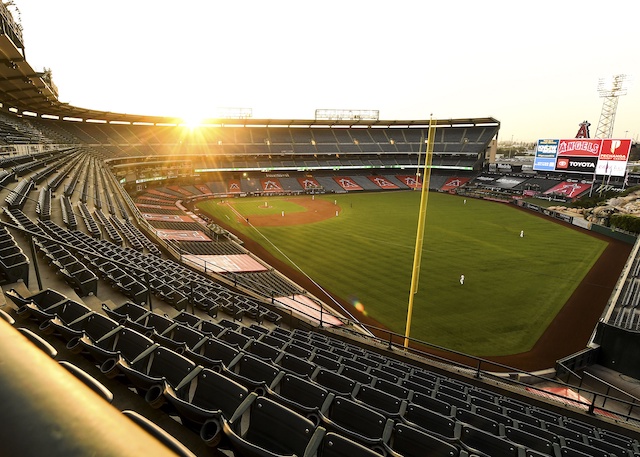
[224,201,368,332]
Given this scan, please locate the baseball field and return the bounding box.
[197,191,608,357]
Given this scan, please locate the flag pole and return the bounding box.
[404,116,436,348]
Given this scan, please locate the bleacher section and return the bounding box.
[5,284,640,456]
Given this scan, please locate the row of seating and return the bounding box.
[98,301,640,456]
[0,224,29,285]
[11,277,640,457]
[4,178,34,210]
[3,209,98,296]
[78,202,101,238]
[60,195,78,230]
[36,186,51,221]
[35,216,284,324]
[5,287,388,456]
[93,208,123,245]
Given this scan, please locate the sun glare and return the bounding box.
[181,115,205,129]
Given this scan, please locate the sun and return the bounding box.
[181,115,205,129]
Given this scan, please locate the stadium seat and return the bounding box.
[224,353,282,393]
[80,326,155,365]
[456,408,500,435]
[275,352,317,378]
[504,426,557,456]
[246,339,282,362]
[266,372,334,422]
[161,367,250,431]
[338,364,374,385]
[153,322,205,352]
[198,320,225,337]
[102,301,149,323]
[316,432,381,457]
[352,384,407,418]
[561,440,610,457]
[312,368,358,397]
[385,423,459,457]
[460,425,521,457]
[185,336,239,370]
[222,395,325,457]
[401,403,460,443]
[111,345,199,394]
[128,312,175,337]
[318,396,393,449]
[411,391,454,417]
[218,328,253,349]
[283,341,314,360]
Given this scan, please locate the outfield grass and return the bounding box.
[197,192,607,356]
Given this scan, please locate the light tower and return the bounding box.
[595,74,629,139]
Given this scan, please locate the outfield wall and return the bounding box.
[517,200,637,244]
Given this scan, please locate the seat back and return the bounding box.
[188,368,250,418]
[233,396,317,457]
[320,432,381,457]
[390,423,458,457]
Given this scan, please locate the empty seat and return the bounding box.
[373,378,411,400]
[172,310,202,328]
[129,312,174,336]
[222,395,324,457]
[401,403,459,443]
[266,372,334,421]
[456,408,500,435]
[283,341,314,360]
[352,384,406,418]
[276,352,317,379]
[411,391,454,417]
[561,418,598,438]
[102,301,149,323]
[385,423,459,457]
[401,378,434,397]
[246,339,281,362]
[114,345,199,394]
[185,337,239,370]
[504,408,541,428]
[224,353,281,393]
[339,365,374,385]
[369,367,399,384]
[218,328,252,349]
[319,396,393,448]
[505,426,556,456]
[198,320,225,337]
[154,323,205,352]
[162,367,250,430]
[561,439,610,457]
[80,326,155,365]
[65,313,120,352]
[312,352,342,372]
[460,425,521,457]
[545,423,585,442]
[318,432,381,457]
[312,368,358,397]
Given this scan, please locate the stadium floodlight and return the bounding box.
[404,117,436,348]
[315,109,380,121]
[215,107,253,119]
[595,74,630,139]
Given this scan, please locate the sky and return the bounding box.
[12,1,640,143]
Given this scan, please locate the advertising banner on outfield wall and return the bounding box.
[534,138,631,177]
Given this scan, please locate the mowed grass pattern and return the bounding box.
[198,192,607,356]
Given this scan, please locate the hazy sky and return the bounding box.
[14,1,640,142]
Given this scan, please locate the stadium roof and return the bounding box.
[0,21,499,130]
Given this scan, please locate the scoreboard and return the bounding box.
[533,138,631,176]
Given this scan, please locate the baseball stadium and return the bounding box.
[1,3,640,456]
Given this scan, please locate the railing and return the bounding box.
[324,321,640,426]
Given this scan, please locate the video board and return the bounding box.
[533,138,631,176]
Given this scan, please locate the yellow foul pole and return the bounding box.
[404,117,436,348]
